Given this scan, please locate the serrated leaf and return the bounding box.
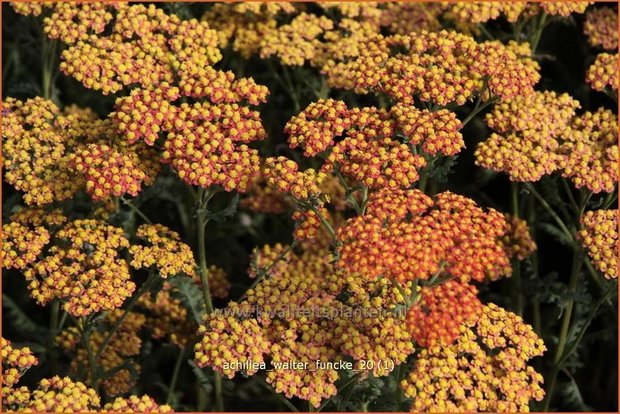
[169,276,205,323]
[207,194,240,223]
[2,294,46,337]
[538,223,573,247]
[188,360,213,395]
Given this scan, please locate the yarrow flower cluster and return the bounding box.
[102,395,173,413]
[586,53,618,93]
[324,31,540,106]
[584,7,618,50]
[449,2,528,23]
[24,219,135,317]
[2,97,159,204]
[338,190,512,284]
[475,91,580,182]
[501,215,537,260]
[558,109,618,193]
[2,338,38,410]
[579,209,618,280]
[402,304,546,412]
[129,224,197,278]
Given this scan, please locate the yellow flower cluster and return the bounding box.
[450,2,527,23]
[559,109,618,193]
[586,53,618,92]
[20,376,101,413]
[9,206,67,228]
[263,157,326,201]
[540,2,591,17]
[130,224,197,278]
[102,395,173,413]
[475,91,580,182]
[2,222,50,270]
[24,219,134,317]
[584,7,618,50]
[325,30,540,106]
[402,303,546,412]
[260,13,335,66]
[194,304,271,379]
[57,311,145,397]
[380,3,444,35]
[501,215,538,260]
[2,97,82,205]
[0,338,39,392]
[2,97,159,204]
[579,209,618,280]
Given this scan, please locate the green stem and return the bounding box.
[166,348,186,405]
[71,316,99,392]
[96,272,157,360]
[461,96,499,128]
[195,187,224,412]
[543,248,584,410]
[121,197,153,224]
[309,204,338,243]
[511,182,524,316]
[41,35,57,100]
[560,178,579,215]
[525,183,574,243]
[601,190,617,210]
[530,12,548,52]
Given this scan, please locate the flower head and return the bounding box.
[402,303,545,412]
[25,219,134,317]
[586,53,618,92]
[579,209,618,280]
[584,7,618,50]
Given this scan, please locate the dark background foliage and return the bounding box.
[2,3,617,411]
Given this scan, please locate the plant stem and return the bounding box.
[530,12,548,52]
[543,248,584,411]
[96,272,157,360]
[41,34,57,100]
[121,196,153,224]
[166,348,186,405]
[71,315,99,392]
[525,183,574,243]
[194,187,224,412]
[510,182,524,316]
[461,96,498,128]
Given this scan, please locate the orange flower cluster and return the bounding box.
[338,190,511,284]
[584,7,618,50]
[24,219,135,317]
[2,97,159,204]
[579,209,618,280]
[325,31,539,106]
[102,395,173,413]
[402,303,546,412]
[380,3,444,34]
[130,224,197,278]
[501,215,537,260]
[391,105,464,156]
[70,143,158,200]
[57,311,146,397]
[540,2,591,17]
[558,109,618,193]
[9,206,67,228]
[450,2,527,23]
[323,107,426,189]
[586,53,618,92]
[475,91,580,182]
[407,280,483,347]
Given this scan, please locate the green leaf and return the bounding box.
[188,360,213,395]
[2,294,46,337]
[169,276,205,323]
[207,194,240,223]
